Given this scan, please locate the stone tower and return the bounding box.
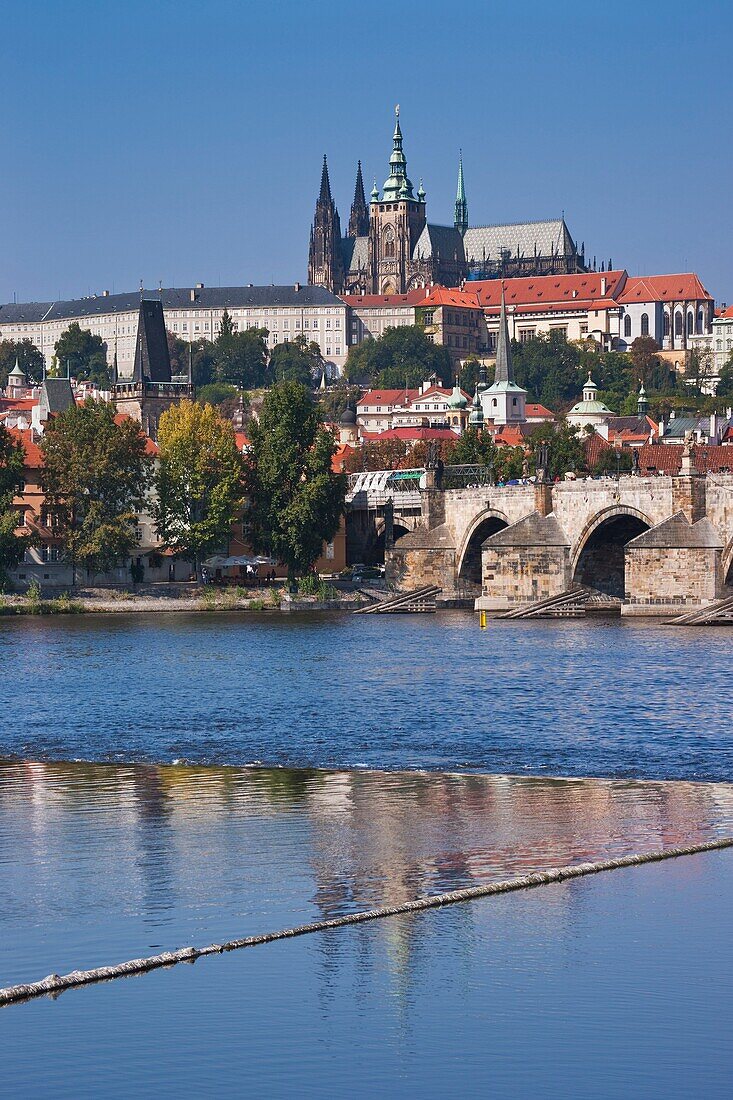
[307,155,345,292]
[348,160,369,238]
[113,299,192,439]
[368,108,427,294]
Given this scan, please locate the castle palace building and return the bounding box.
[308,108,588,296]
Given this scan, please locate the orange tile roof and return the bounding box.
[357,388,419,407]
[618,273,712,304]
[332,443,354,472]
[7,427,44,467]
[717,305,733,319]
[422,286,481,309]
[234,431,250,450]
[465,271,627,311]
[639,444,733,474]
[525,403,555,418]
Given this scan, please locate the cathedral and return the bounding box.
[307,108,588,296]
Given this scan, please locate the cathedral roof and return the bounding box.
[463,219,576,265]
[341,235,369,275]
[467,270,626,312]
[413,223,465,263]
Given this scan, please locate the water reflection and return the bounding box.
[2,759,732,987]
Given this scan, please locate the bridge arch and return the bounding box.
[456,509,510,591]
[571,505,653,597]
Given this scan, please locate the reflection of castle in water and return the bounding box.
[5,761,733,982]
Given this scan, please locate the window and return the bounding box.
[664,312,670,336]
[325,541,335,560]
[579,323,588,337]
[519,328,536,343]
[675,311,683,336]
[686,311,693,336]
[423,311,434,325]
[624,315,632,338]
[640,313,649,337]
[384,225,395,258]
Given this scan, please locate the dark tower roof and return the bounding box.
[348,160,369,238]
[319,154,332,204]
[132,299,172,383]
[454,151,468,236]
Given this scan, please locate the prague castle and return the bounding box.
[308,108,587,296]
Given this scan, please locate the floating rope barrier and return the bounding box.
[2,836,732,1008]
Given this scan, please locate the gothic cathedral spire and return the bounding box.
[308,154,345,293]
[348,160,369,238]
[454,150,468,235]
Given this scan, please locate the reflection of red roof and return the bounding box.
[375,427,457,441]
[357,388,419,407]
[618,274,712,304]
[342,289,429,307]
[638,444,733,474]
[467,271,626,312]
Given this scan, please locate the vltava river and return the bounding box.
[0,611,730,780]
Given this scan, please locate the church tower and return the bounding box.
[348,160,369,238]
[454,151,468,236]
[307,155,344,292]
[368,108,427,294]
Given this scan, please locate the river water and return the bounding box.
[1,612,732,1097]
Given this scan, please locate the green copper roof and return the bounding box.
[448,380,468,409]
[382,106,415,201]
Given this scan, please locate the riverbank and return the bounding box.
[0,584,370,616]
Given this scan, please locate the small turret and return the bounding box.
[469,383,484,428]
[637,380,649,416]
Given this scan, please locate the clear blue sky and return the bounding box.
[2,0,731,304]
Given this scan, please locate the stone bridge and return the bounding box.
[348,467,733,613]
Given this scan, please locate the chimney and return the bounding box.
[196,282,204,289]
[600,277,607,295]
[294,282,301,292]
[710,413,718,442]
[190,289,196,302]
[103,290,110,297]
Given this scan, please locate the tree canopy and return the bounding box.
[345,325,452,388]
[54,323,109,386]
[154,400,244,577]
[0,339,45,386]
[270,335,323,386]
[41,400,152,580]
[244,382,345,584]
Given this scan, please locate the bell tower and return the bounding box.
[368,107,426,294]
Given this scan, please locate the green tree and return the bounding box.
[684,346,715,396]
[511,331,585,409]
[343,438,410,472]
[449,426,498,466]
[166,330,190,377]
[318,381,362,422]
[55,323,109,386]
[41,400,152,582]
[716,353,733,398]
[528,420,586,478]
[245,382,345,585]
[154,400,244,579]
[0,339,46,386]
[345,325,452,388]
[270,335,323,385]
[213,327,270,389]
[0,424,34,587]
[630,336,677,392]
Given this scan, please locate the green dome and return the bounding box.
[447,382,467,409]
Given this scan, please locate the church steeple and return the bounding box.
[494,284,514,384]
[454,150,468,235]
[348,160,369,238]
[382,105,415,201]
[308,154,344,293]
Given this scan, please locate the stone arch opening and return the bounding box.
[573,511,651,597]
[370,521,411,566]
[457,514,509,591]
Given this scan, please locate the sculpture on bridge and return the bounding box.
[534,441,550,484]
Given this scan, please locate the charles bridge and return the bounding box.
[346,463,733,613]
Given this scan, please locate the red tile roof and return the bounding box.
[357,388,419,407]
[525,403,555,419]
[341,289,429,307]
[717,305,733,319]
[638,444,733,475]
[375,427,457,441]
[234,431,250,450]
[465,271,626,312]
[332,443,354,472]
[7,427,44,467]
[422,286,482,310]
[618,274,712,304]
